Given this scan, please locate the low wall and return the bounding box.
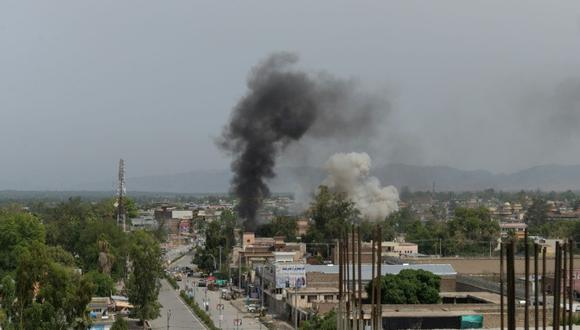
[411,256,580,275]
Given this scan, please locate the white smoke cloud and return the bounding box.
[322,152,399,221]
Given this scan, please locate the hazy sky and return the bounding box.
[1,1,580,189]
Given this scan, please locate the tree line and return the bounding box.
[0,198,162,329]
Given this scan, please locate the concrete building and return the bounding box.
[232,232,306,269]
[131,210,157,230]
[499,222,527,239]
[296,218,309,237]
[303,264,457,293]
[332,240,419,264]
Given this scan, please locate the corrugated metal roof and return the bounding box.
[305,263,456,280]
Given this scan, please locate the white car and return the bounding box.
[246,304,258,313]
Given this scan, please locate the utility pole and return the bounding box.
[351,226,356,328]
[166,309,171,330]
[219,294,223,329]
[261,268,264,309]
[219,246,222,272]
[524,229,529,330]
[294,284,298,329]
[116,159,126,232]
[500,242,504,330]
[357,226,362,330]
[376,226,382,329]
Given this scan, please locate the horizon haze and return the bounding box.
[2,1,580,190]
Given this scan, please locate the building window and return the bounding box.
[307,295,317,303]
[324,295,334,301]
[300,295,305,300]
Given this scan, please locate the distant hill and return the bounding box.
[69,163,580,193]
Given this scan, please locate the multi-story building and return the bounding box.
[332,239,419,264]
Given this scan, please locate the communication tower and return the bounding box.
[116,159,126,232]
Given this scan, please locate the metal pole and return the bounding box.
[553,241,561,329]
[371,232,376,330]
[219,246,222,272]
[525,229,529,330]
[500,242,504,330]
[294,285,298,330]
[543,246,547,330]
[535,243,539,330]
[358,226,362,330]
[339,239,343,330]
[343,235,348,330]
[260,268,264,316]
[376,226,382,330]
[167,309,171,330]
[563,243,567,328]
[352,226,356,328]
[569,240,573,330]
[345,231,350,330]
[507,240,516,330]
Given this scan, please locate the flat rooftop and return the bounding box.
[305,263,456,279]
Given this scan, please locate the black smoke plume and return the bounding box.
[219,52,387,230]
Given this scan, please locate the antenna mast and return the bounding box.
[116,159,126,232]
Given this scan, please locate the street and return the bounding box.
[150,279,207,330]
[173,253,267,330]
[151,247,207,330]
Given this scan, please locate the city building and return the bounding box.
[332,240,420,264]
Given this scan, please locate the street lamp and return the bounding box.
[208,254,217,271]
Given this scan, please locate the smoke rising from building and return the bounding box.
[322,152,399,221]
[219,53,389,230]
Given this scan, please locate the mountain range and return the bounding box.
[69,163,580,193]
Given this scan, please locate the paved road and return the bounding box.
[150,279,207,330]
[174,254,267,330]
[151,247,207,330]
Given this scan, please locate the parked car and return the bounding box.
[246,304,258,313]
[221,289,232,300]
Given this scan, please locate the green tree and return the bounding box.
[366,269,440,304]
[300,310,337,330]
[76,219,129,280]
[92,197,138,222]
[449,207,498,241]
[256,216,298,241]
[385,208,420,234]
[127,231,162,325]
[84,271,116,297]
[111,316,129,330]
[14,242,94,329]
[0,208,45,274]
[0,275,15,327]
[194,210,237,273]
[42,197,95,255]
[304,186,358,257]
[525,198,549,231]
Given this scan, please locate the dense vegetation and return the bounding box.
[402,207,500,256]
[193,210,237,273]
[300,186,501,257]
[300,310,337,330]
[366,269,441,304]
[0,198,162,329]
